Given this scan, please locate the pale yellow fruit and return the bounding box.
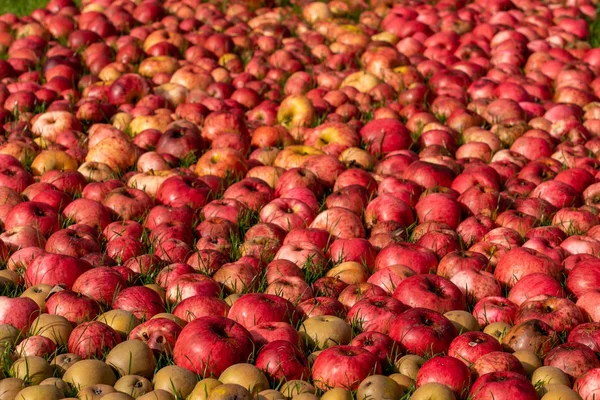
[106,340,156,378]
[320,388,353,400]
[444,310,480,333]
[279,380,315,398]
[97,310,141,338]
[219,364,269,394]
[114,375,153,398]
[300,316,351,349]
[63,360,117,389]
[188,379,222,400]
[532,366,571,387]
[10,356,53,385]
[153,365,197,398]
[14,384,63,400]
[411,383,456,400]
[357,375,403,400]
[513,350,541,377]
[395,355,425,380]
[483,322,512,342]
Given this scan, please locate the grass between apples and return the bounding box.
[0,0,48,16]
[0,0,80,16]
[592,11,600,48]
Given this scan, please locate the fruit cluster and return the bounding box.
[0,0,600,399]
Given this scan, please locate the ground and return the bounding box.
[0,0,50,16]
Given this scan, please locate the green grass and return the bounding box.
[592,12,600,48]
[0,0,50,16]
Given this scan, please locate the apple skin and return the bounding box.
[415,193,463,229]
[72,267,127,306]
[223,177,274,212]
[6,247,45,272]
[374,243,438,275]
[112,286,165,320]
[472,296,519,326]
[310,207,366,240]
[81,179,124,203]
[469,371,538,400]
[515,295,585,333]
[494,247,563,288]
[325,185,370,216]
[508,273,565,306]
[172,295,231,322]
[25,253,92,290]
[108,73,150,106]
[129,318,183,355]
[0,296,41,333]
[566,259,600,299]
[227,293,297,329]
[448,331,502,366]
[103,187,154,222]
[255,340,310,383]
[575,368,600,400]
[45,290,100,325]
[437,250,490,279]
[296,297,346,319]
[248,321,300,349]
[416,355,471,398]
[62,198,113,231]
[67,321,122,359]
[388,308,457,356]
[393,275,466,314]
[350,331,397,368]
[14,335,57,358]
[364,194,415,229]
[5,201,60,238]
[45,227,102,258]
[283,228,330,250]
[360,118,412,155]
[568,322,600,352]
[403,160,456,189]
[347,296,407,334]
[165,273,221,304]
[173,315,254,377]
[311,345,382,390]
[545,341,600,380]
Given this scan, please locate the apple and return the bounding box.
[544,342,600,381]
[296,297,346,319]
[228,293,297,329]
[72,267,127,306]
[393,275,466,314]
[448,331,503,366]
[255,340,310,383]
[172,295,231,322]
[469,371,537,400]
[68,321,122,359]
[388,308,457,356]
[515,296,585,333]
[112,286,165,320]
[25,253,91,290]
[416,356,471,397]
[375,243,438,275]
[0,296,40,333]
[45,290,100,325]
[494,248,563,288]
[347,296,407,334]
[5,201,59,238]
[471,351,526,378]
[129,318,183,355]
[311,345,381,390]
[173,316,254,377]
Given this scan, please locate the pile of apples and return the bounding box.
[1,0,600,398]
